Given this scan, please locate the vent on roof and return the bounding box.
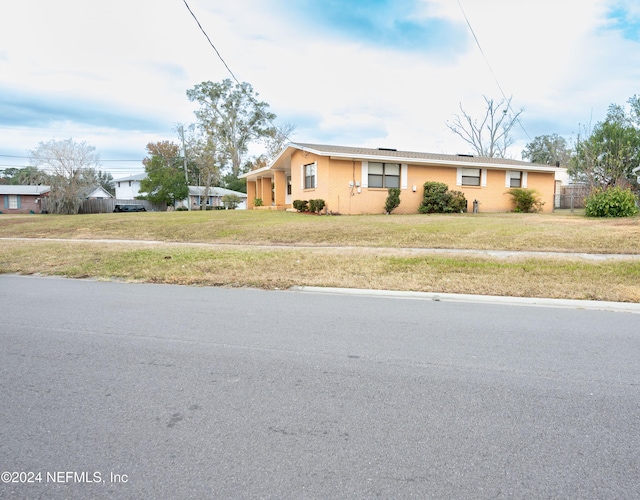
[457,153,474,158]
[378,147,397,152]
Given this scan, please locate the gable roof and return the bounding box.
[79,185,114,198]
[0,185,50,195]
[241,142,564,179]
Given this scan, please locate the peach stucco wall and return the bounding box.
[282,151,556,214]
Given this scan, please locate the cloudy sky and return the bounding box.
[1,0,639,178]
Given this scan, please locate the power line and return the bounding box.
[0,154,144,162]
[456,0,531,142]
[181,0,292,147]
[182,0,241,86]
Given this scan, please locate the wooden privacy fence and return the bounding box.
[41,198,167,214]
[554,184,589,210]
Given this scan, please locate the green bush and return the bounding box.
[584,187,639,218]
[293,200,309,212]
[448,190,467,213]
[418,182,467,214]
[309,199,326,214]
[254,198,263,207]
[384,188,401,214]
[507,188,545,213]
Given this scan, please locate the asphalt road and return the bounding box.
[1,275,639,499]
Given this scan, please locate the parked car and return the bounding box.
[113,204,146,212]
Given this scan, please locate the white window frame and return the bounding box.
[8,194,19,209]
[457,168,486,187]
[506,170,527,188]
[367,162,401,189]
[301,162,317,190]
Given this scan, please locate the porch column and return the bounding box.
[246,181,256,209]
[255,178,263,205]
[261,177,273,206]
[273,170,286,207]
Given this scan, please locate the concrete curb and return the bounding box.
[290,286,640,315]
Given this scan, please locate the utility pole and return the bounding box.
[179,125,191,211]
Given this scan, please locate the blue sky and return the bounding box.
[1,0,640,178]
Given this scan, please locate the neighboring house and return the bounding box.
[178,186,248,210]
[633,166,640,184]
[80,185,114,199]
[241,143,566,214]
[0,185,50,214]
[114,173,146,199]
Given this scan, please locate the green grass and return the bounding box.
[1,210,639,302]
[1,210,639,253]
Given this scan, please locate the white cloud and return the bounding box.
[1,0,639,176]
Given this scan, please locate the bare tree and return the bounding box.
[447,96,523,158]
[265,122,296,161]
[30,138,100,214]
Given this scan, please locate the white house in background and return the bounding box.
[114,173,146,199]
[177,186,248,210]
[633,165,640,183]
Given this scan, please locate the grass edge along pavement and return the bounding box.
[1,239,639,303]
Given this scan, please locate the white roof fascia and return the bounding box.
[326,152,561,173]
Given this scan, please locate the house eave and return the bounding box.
[240,142,565,180]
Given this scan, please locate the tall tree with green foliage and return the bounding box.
[569,101,640,189]
[522,134,572,166]
[139,141,188,206]
[1,166,49,185]
[186,79,276,177]
[30,138,100,214]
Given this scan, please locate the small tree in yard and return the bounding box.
[140,141,188,206]
[507,188,545,213]
[384,188,401,214]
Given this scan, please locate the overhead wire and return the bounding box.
[181,0,291,145]
[456,0,531,141]
[182,0,241,86]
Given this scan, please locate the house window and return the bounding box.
[8,195,19,209]
[304,163,316,189]
[509,171,522,188]
[461,168,481,186]
[368,162,400,188]
[287,176,292,195]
